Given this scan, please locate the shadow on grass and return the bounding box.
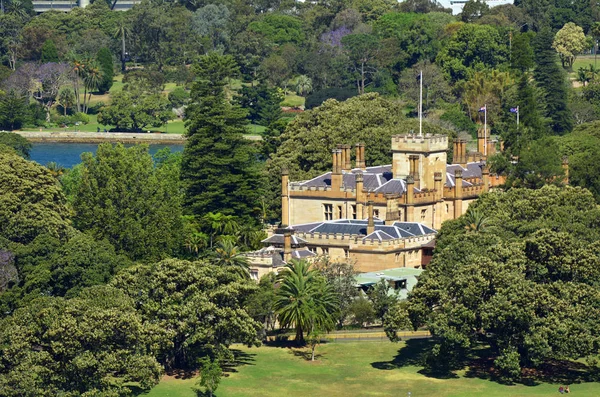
[164,368,198,380]
[371,338,600,387]
[222,349,257,375]
[370,338,459,379]
[288,348,324,361]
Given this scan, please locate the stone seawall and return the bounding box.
[13,131,187,144]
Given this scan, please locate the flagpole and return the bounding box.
[419,70,423,137]
[517,106,519,130]
[483,104,487,156]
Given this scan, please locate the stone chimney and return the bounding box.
[283,228,292,263]
[355,143,366,170]
[367,201,375,235]
[355,172,364,219]
[343,144,352,171]
[434,171,443,201]
[405,175,414,222]
[385,194,399,225]
[331,148,343,191]
[454,169,463,219]
[482,164,490,193]
[281,167,289,227]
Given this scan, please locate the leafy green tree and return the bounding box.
[168,86,189,108]
[553,22,587,69]
[248,14,305,46]
[508,137,565,189]
[98,90,172,131]
[349,295,376,327]
[0,132,31,158]
[192,3,231,51]
[247,273,277,332]
[40,39,59,63]
[314,257,358,328]
[368,279,399,323]
[556,122,600,202]
[275,260,339,344]
[460,0,490,23]
[96,47,114,94]
[341,33,380,94]
[259,54,290,89]
[73,143,182,261]
[196,358,222,397]
[389,185,600,379]
[436,23,509,83]
[181,53,264,220]
[374,12,454,69]
[0,286,163,395]
[111,258,261,368]
[533,28,573,135]
[0,151,71,244]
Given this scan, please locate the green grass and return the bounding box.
[572,55,598,73]
[282,93,305,108]
[140,341,600,397]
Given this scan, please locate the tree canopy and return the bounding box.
[110,258,261,368]
[385,185,600,380]
[0,151,71,244]
[73,143,182,261]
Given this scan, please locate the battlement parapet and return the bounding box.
[391,134,448,153]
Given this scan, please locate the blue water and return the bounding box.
[30,142,184,168]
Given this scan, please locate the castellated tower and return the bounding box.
[391,134,448,190]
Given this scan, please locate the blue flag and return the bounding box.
[510,107,519,114]
[478,106,486,112]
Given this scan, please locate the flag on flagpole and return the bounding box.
[510,107,519,114]
[478,106,486,112]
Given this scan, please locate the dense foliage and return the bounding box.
[385,186,600,380]
[73,143,182,261]
[0,150,71,244]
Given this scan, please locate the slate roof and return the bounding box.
[261,234,308,247]
[291,162,486,195]
[291,219,436,239]
[247,246,316,266]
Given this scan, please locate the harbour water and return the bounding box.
[30,142,184,168]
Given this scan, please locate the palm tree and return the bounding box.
[577,67,590,87]
[68,52,85,113]
[202,212,240,247]
[212,240,250,279]
[45,162,65,178]
[185,232,208,257]
[114,17,131,73]
[295,75,313,97]
[462,208,489,233]
[82,60,102,114]
[274,260,338,345]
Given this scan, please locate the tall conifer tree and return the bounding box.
[96,48,114,94]
[181,53,263,220]
[533,28,573,135]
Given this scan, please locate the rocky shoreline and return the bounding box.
[13,131,187,144]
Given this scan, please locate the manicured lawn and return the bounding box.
[140,341,600,397]
[282,93,305,107]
